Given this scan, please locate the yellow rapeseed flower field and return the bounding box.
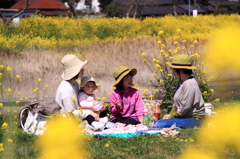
[1,15,240,52]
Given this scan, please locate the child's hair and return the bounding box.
[174,69,193,76]
[115,72,133,91]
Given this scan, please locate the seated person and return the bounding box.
[154,54,206,128]
[55,54,103,130]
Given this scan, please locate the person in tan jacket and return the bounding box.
[154,54,205,128]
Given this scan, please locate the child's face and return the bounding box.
[122,74,133,89]
[82,81,96,95]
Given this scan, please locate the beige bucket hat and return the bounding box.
[80,76,98,89]
[61,54,88,80]
[113,66,137,86]
[167,54,196,70]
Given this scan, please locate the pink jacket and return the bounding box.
[110,87,143,121]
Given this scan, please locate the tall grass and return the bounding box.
[1,37,239,99]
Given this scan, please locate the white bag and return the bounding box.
[19,108,47,135]
[204,103,217,116]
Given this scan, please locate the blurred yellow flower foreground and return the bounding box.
[38,115,90,159]
[204,27,240,75]
[180,105,240,159]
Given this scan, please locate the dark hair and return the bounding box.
[174,68,193,76]
[115,72,133,91]
[71,73,79,80]
[183,69,193,75]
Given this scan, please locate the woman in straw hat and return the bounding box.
[154,54,206,128]
[110,66,144,125]
[55,54,104,130]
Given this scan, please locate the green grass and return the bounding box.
[0,98,240,159]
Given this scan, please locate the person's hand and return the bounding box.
[91,112,100,121]
[114,101,121,108]
[163,114,171,119]
[100,106,106,112]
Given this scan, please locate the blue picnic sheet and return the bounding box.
[89,128,163,138]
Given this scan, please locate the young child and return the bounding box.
[78,76,107,122]
[110,66,144,125]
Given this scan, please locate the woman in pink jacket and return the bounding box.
[110,66,144,125]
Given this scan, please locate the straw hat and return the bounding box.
[167,54,196,70]
[80,76,98,89]
[61,54,88,80]
[113,66,137,86]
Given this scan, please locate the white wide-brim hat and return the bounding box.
[80,76,98,89]
[61,54,88,80]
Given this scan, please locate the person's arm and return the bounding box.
[177,83,195,117]
[79,93,95,109]
[134,91,144,122]
[110,91,121,116]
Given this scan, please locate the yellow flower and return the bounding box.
[101,97,106,101]
[158,30,164,35]
[155,64,161,69]
[15,75,21,79]
[0,143,3,147]
[0,83,1,86]
[177,29,181,33]
[96,97,101,100]
[72,98,76,102]
[38,78,42,82]
[152,58,157,62]
[112,86,116,90]
[141,52,146,57]
[19,98,23,101]
[7,88,12,92]
[40,98,44,100]
[33,87,39,92]
[17,92,22,95]
[190,45,194,48]
[0,147,4,152]
[161,44,165,48]
[159,69,163,72]
[2,122,8,129]
[24,97,29,100]
[44,85,49,89]
[97,83,102,86]
[16,101,20,104]
[7,139,13,143]
[157,40,161,44]
[6,67,12,72]
[105,143,109,147]
[38,115,90,159]
[189,138,194,142]
[193,40,198,44]
[0,103,3,108]
[167,74,172,76]
[142,60,147,64]
[152,74,157,77]
[0,65,4,69]
[174,41,178,45]
[182,40,187,43]
[160,49,164,53]
[210,89,215,93]
[215,99,220,102]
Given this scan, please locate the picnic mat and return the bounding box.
[89,128,163,138]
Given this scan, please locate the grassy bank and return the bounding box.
[0,98,240,159]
